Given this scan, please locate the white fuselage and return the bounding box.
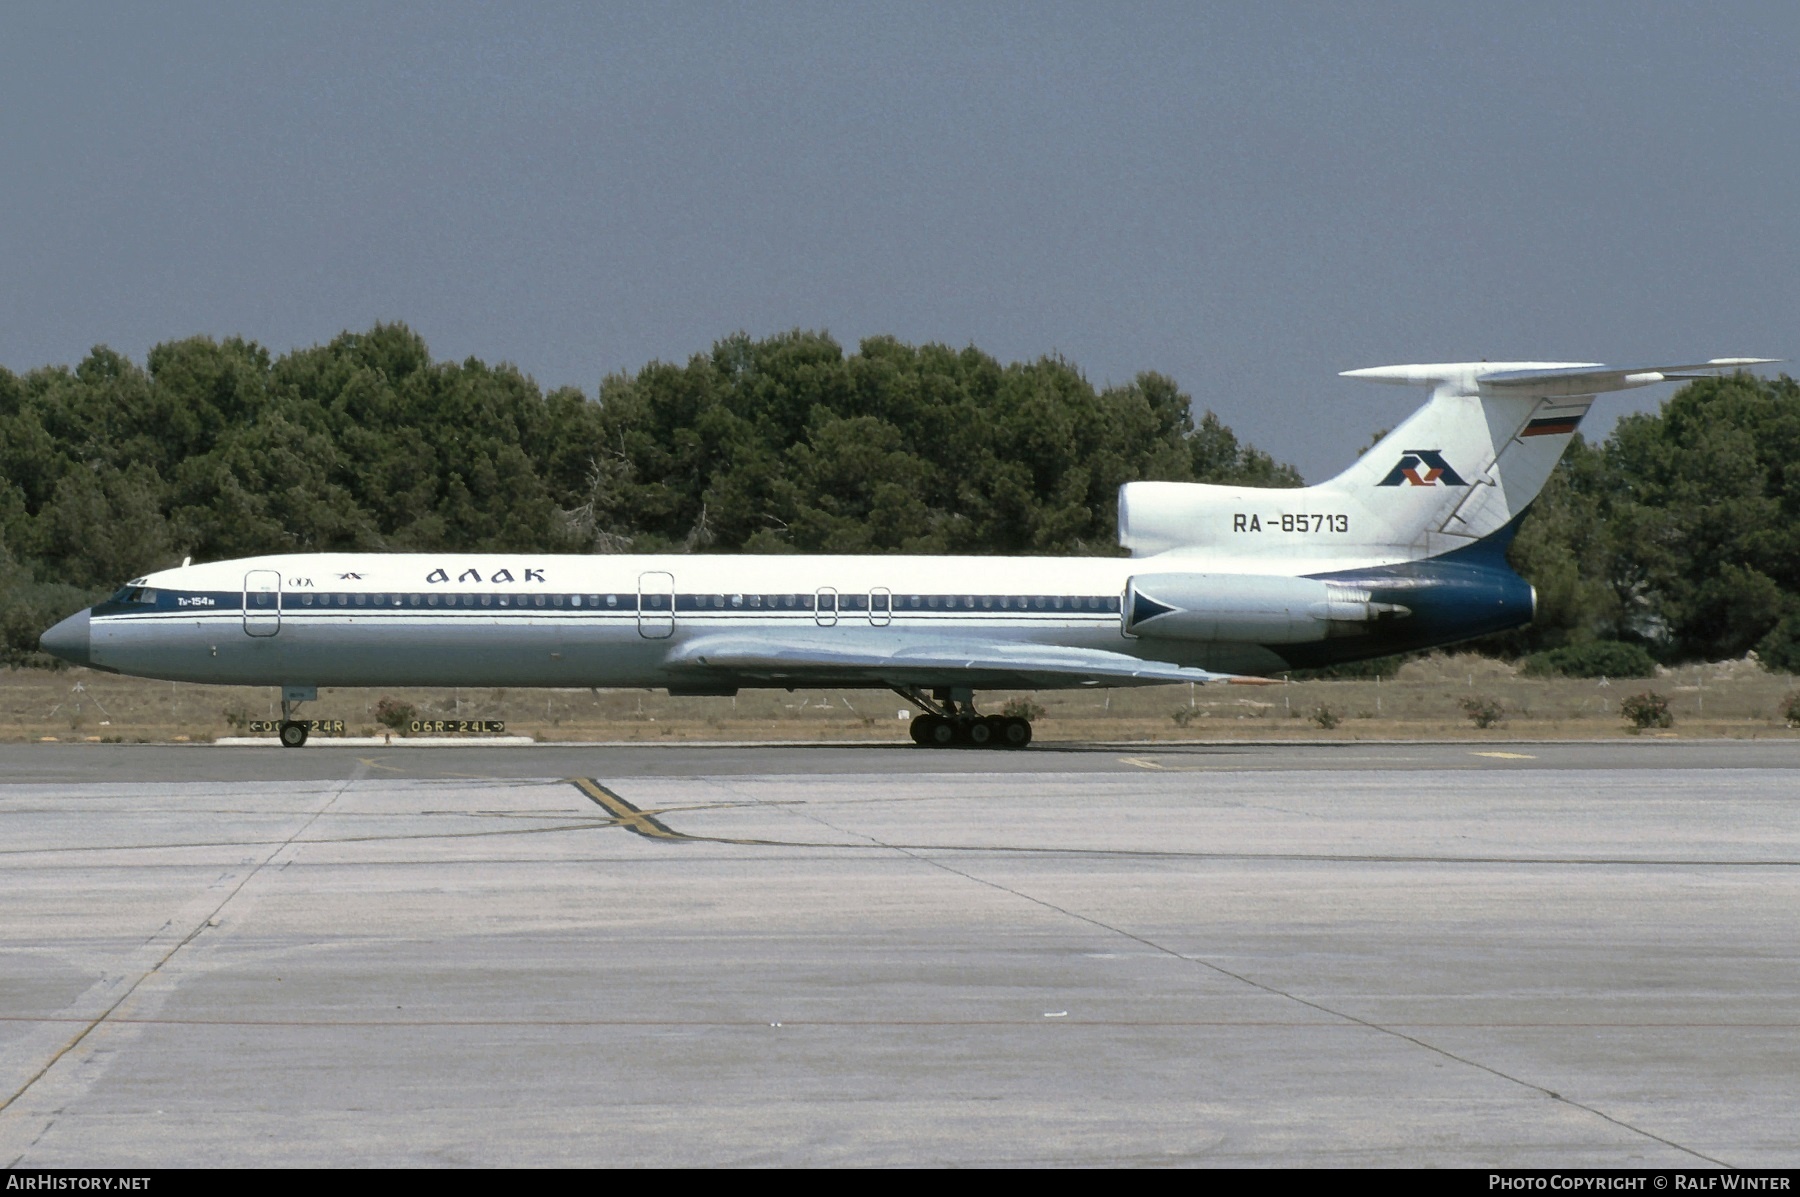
[83,551,1307,691]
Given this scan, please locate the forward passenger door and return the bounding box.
[243,570,281,637]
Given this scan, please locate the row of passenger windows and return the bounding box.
[283,592,638,609]
[247,592,1122,613]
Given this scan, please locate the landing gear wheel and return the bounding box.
[965,717,995,748]
[998,716,1032,749]
[925,716,958,748]
[278,720,308,748]
[909,714,936,745]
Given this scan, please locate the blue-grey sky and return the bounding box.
[3,3,1793,480]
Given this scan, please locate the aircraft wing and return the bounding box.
[662,632,1272,689]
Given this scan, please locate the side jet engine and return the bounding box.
[1122,574,1411,644]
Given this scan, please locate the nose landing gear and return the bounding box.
[896,688,1033,749]
[275,685,317,748]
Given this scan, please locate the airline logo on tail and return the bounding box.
[1376,450,1467,487]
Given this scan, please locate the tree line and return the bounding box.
[2,324,1793,671]
[0,324,1295,664]
[1505,370,1800,669]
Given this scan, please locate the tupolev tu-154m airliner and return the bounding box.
[39,358,1776,747]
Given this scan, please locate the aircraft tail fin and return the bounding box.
[1119,358,1777,562]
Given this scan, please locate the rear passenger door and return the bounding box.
[637,572,674,638]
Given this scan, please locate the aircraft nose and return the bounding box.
[40,609,92,667]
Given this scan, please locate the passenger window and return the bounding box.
[606,595,618,608]
[480,594,492,607]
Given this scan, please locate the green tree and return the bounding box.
[1504,372,1800,662]
[0,324,1302,654]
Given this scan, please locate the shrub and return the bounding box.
[1620,691,1673,730]
[1460,695,1505,729]
[1756,616,1800,674]
[1780,691,1800,727]
[1170,706,1199,728]
[1287,653,1416,680]
[1002,697,1046,721]
[1311,704,1341,730]
[1521,640,1657,679]
[373,697,417,731]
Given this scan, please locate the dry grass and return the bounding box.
[7,651,1799,744]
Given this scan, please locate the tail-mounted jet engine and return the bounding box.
[1122,573,1410,643]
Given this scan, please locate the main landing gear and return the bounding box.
[895,687,1032,750]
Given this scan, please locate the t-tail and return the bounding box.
[1119,358,1777,565]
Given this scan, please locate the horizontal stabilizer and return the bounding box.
[1341,358,1779,399]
